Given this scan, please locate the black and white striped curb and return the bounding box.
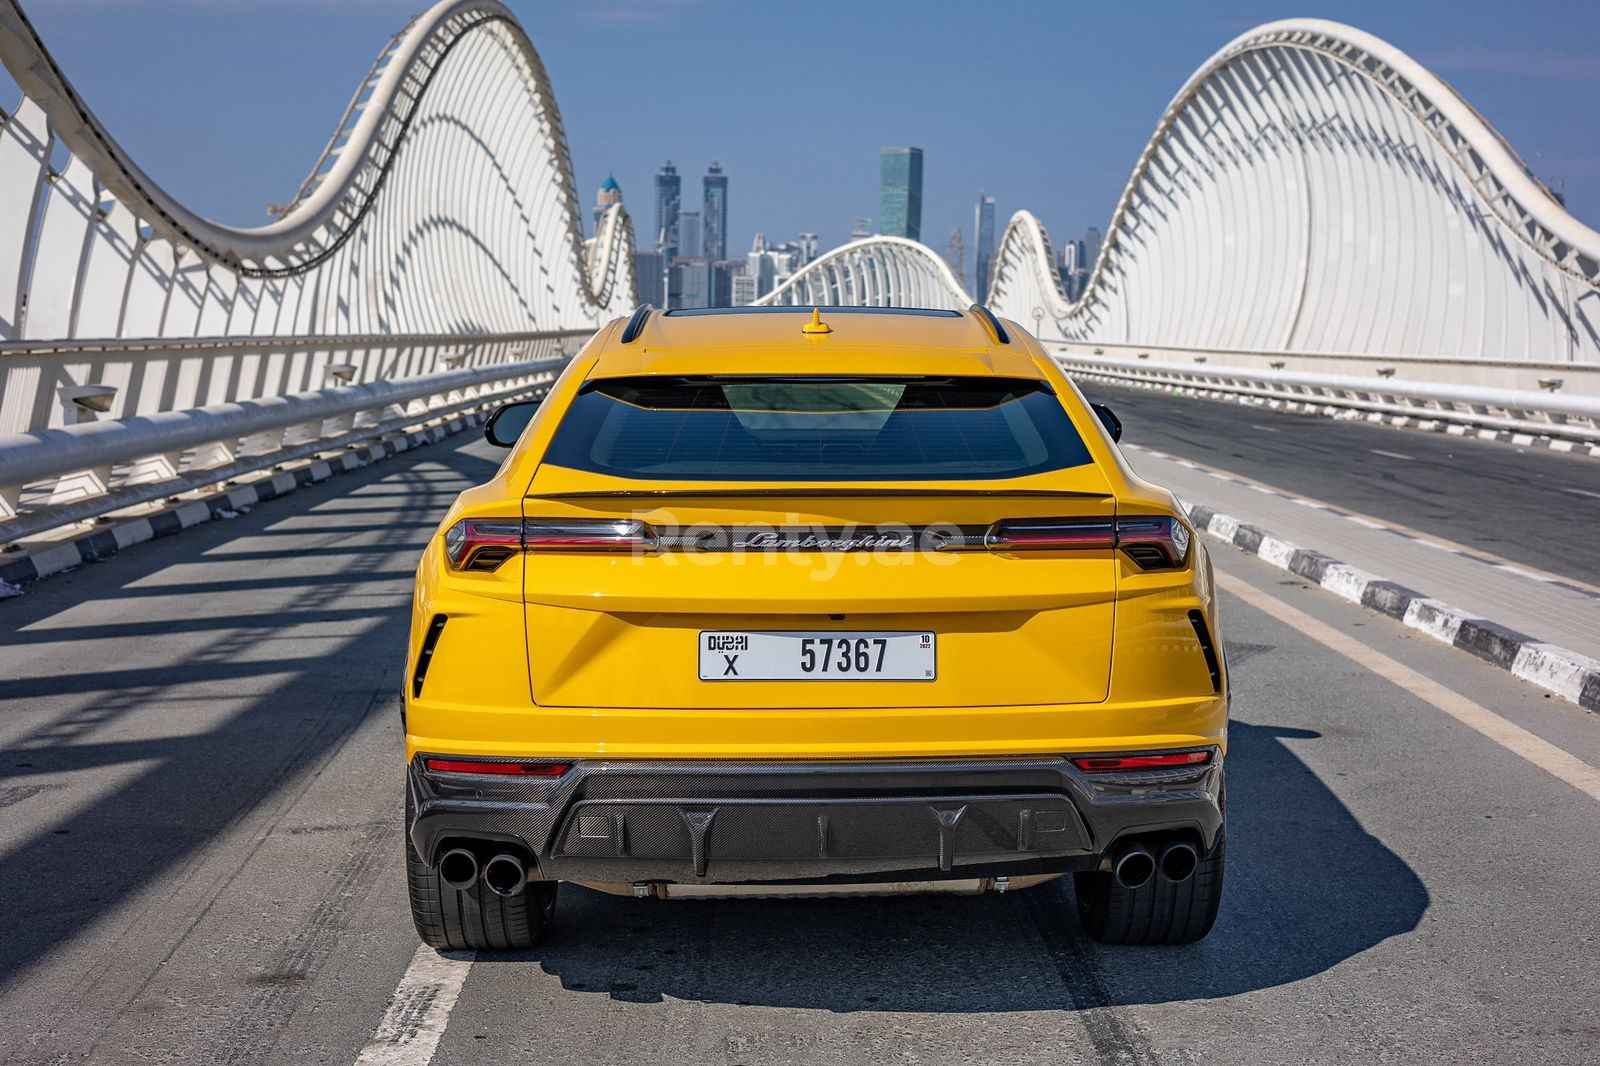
[1188,502,1600,713]
[0,414,485,591]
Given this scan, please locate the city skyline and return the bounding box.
[16,1,1598,276]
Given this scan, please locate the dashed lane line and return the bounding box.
[1219,571,1600,805]
[353,946,475,1066]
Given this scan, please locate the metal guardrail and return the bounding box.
[1057,352,1600,444]
[0,353,571,546]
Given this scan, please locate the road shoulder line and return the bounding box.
[1190,502,1600,713]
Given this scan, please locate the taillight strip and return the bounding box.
[443,518,657,571]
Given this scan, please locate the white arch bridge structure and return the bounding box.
[1,7,1598,555]
[0,0,636,542]
[762,19,1600,440]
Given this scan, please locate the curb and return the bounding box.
[1187,502,1600,713]
[0,413,486,591]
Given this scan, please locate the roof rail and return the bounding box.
[969,304,1010,345]
[620,304,654,344]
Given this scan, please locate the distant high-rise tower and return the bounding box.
[679,211,704,259]
[703,162,729,262]
[851,217,873,241]
[973,191,996,300]
[880,147,923,241]
[594,173,622,229]
[945,227,965,284]
[654,161,681,260]
[799,232,819,263]
[1081,226,1103,277]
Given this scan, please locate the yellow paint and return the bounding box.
[406,309,1227,762]
[800,307,832,334]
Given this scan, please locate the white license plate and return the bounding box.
[699,631,936,681]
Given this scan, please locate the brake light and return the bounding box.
[443,518,657,571]
[1072,750,1212,773]
[443,519,522,571]
[982,515,1190,568]
[1114,516,1191,569]
[424,758,571,776]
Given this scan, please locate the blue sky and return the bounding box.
[12,0,1599,268]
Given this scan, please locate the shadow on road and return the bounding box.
[0,442,497,993]
[490,719,1426,1011]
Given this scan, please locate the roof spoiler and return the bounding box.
[969,304,1010,345]
[620,304,654,344]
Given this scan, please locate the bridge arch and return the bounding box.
[0,0,636,346]
[979,18,1600,366]
[753,235,970,310]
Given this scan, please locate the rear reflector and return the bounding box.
[1072,750,1212,773]
[424,758,571,776]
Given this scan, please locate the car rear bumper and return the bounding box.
[407,752,1223,885]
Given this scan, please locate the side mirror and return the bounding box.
[483,399,540,448]
[1091,402,1122,442]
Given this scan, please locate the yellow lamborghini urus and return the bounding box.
[404,305,1227,949]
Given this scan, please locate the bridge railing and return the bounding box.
[0,332,586,546]
[1056,347,1600,445]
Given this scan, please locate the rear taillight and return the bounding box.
[424,758,571,776]
[443,518,656,571]
[1072,750,1212,773]
[983,515,1190,568]
[984,519,1115,551]
[1113,516,1191,570]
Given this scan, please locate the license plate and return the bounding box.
[699,631,936,681]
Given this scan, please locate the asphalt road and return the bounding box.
[1,430,1598,1065]
[1079,383,1600,587]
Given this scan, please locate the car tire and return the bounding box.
[405,785,557,951]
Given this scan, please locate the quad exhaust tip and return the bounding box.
[1112,841,1155,890]
[438,847,479,891]
[1158,841,1199,884]
[483,852,527,896]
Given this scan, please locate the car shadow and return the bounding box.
[485,719,1427,1011]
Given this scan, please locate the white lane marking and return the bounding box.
[1219,571,1600,805]
[1248,424,1280,432]
[1563,487,1600,501]
[1369,448,1414,461]
[354,946,475,1066]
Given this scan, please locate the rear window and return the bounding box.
[541,375,1093,481]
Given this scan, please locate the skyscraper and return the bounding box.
[654,161,681,260]
[1082,226,1103,277]
[880,147,923,241]
[973,191,996,300]
[594,174,622,230]
[703,161,728,262]
[679,211,703,259]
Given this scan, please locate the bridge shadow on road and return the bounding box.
[492,719,1428,1012]
[0,442,499,1000]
